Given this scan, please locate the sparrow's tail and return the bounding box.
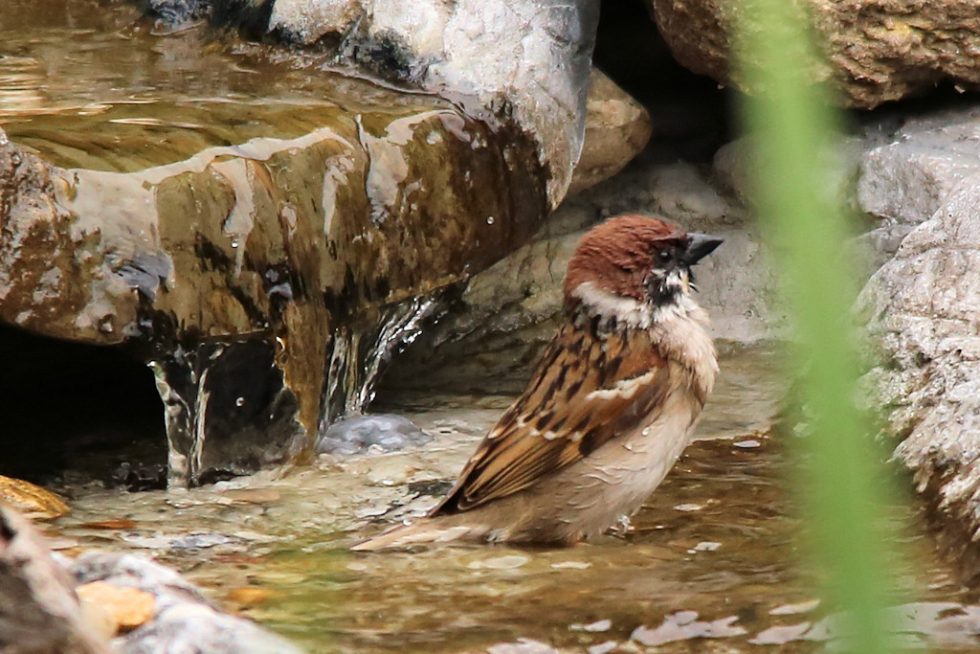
[351,516,491,551]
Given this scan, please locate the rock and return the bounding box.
[144,0,211,27]
[75,582,156,634]
[0,476,69,520]
[486,639,559,654]
[567,69,653,196]
[314,413,430,456]
[858,173,980,568]
[384,157,780,392]
[0,0,598,486]
[851,103,980,574]
[71,552,304,654]
[714,106,980,273]
[858,106,980,226]
[261,0,600,207]
[650,0,980,109]
[0,506,112,654]
[713,134,871,214]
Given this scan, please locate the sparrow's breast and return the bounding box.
[527,362,705,541]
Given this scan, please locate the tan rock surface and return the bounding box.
[0,475,69,520]
[76,581,156,634]
[650,0,980,108]
[568,70,652,196]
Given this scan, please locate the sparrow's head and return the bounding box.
[563,215,723,320]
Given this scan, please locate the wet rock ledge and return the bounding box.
[0,0,611,486]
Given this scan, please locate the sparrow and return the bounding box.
[353,214,722,549]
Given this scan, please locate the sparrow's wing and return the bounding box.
[431,320,674,514]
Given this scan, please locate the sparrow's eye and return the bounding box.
[658,250,672,263]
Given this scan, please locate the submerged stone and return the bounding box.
[72,552,304,654]
[315,413,430,456]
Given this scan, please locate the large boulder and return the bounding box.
[0,0,602,485]
[650,0,980,109]
[855,106,980,569]
[149,0,600,208]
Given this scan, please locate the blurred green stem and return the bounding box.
[735,2,902,653]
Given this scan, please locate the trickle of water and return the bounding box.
[321,294,444,429]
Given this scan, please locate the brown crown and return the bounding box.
[563,214,686,303]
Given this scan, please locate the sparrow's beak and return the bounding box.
[683,233,724,266]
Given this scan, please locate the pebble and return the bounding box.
[769,599,821,615]
[315,414,431,456]
[0,475,69,519]
[734,439,762,449]
[469,555,529,570]
[551,561,591,570]
[587,641,619,654]
[226,587,272,607]
[673,503,703,512]
[76,581,156,634]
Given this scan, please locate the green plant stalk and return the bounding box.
[735,2,900,653]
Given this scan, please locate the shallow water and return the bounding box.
[47,348,979,652]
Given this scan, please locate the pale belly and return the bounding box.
[488,387,703,544]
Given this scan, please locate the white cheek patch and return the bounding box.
[571,282,653,329]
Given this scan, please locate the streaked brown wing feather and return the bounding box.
[431,322,670,514]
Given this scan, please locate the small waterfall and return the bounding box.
[149,341,304,488]
[319,294,444,431]
[150,294,443,487]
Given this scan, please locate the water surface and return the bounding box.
[49,349,979,652]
